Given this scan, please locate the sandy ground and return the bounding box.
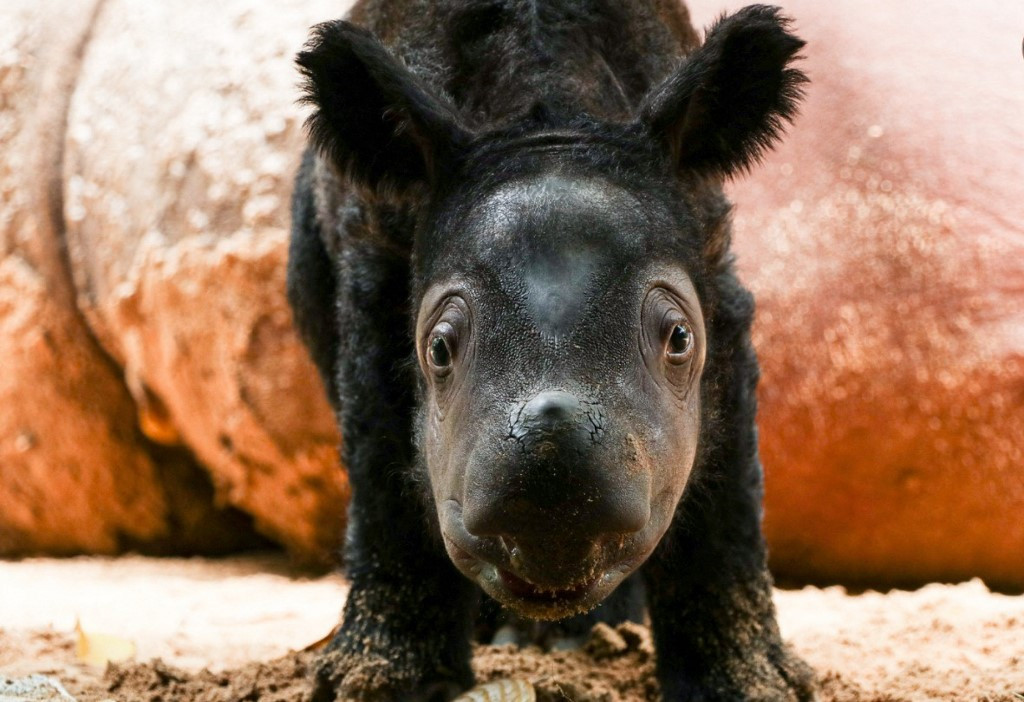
[1,555,1022,701]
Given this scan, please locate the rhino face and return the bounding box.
[415,166,706,618]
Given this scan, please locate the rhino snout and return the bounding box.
[462,390,650,548]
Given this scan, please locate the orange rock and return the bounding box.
[0,0,169,555]
[0,0,301,559]
[61,0,350,564]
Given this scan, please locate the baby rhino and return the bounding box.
[287,0,815,699]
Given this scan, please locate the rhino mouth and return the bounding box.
[447,538,618,619]
[497,567,601,602]
[439,499,651,619]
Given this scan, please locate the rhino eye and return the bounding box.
[428,333,453,373]
[420,298,469,381]
[667,323,694,361]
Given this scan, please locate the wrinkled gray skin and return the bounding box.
[418,173,705,618]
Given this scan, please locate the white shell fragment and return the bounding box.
[453,678,536,702]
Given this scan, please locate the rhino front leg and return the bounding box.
[313,568,477,702]
[643,551,815,701]
[641,309,816,701]
[293,202,476,701]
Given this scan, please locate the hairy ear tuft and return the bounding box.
[297,21,471,195]
[638,5,807,179]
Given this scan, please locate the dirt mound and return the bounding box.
[56,606,1024,702]
[3,531,1023,702]
[99,656,313,702]
[472,622,659,701]
[71,622,659,702]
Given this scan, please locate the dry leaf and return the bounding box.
[74,619,136,667]
[302,622,342,652]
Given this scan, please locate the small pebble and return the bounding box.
[583,622,628,659]
[0,675,76,701]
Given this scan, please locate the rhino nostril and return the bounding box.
[533,391,579,422]
[512,390,585,441]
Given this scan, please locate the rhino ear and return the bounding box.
[298,21,471,195]
[637,5,807,179]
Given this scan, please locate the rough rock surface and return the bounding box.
[0,0,172,555]
[61,0,349,563]
[0,0,324,561]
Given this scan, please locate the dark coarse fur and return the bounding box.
[287,1,814,700]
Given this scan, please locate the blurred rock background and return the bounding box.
[1,0,347,566]
[1,0,1021,584]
